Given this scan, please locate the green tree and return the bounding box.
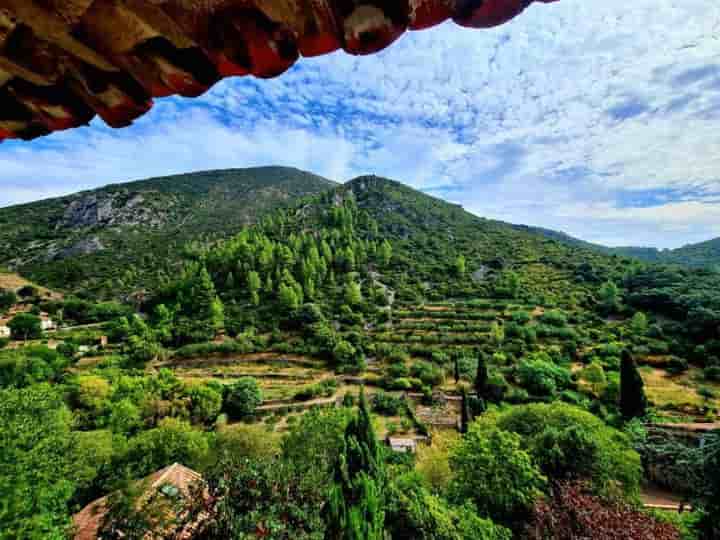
[8,313,42,341]
[480,402,641,497]
[282,407,351,482]
[225,377,263,419]
[247,271,262,306]
[107,398,142,435]
[386,473,511,540]
[630,311,648,336]
[0,289,17,313]
[454,255,466,277]
[620,349,647,420]
[475,354,489,399]
[279,282,301,312]
[345,281,363,307]
[188,384,223,425]
[325,389,386,540]
[460,388,471,434]
[379,240,393,267]
[449,425,545,524]
[0,385,75,539]
[124,418,209,478]
[599,281,620,314]
[151,304,173,344]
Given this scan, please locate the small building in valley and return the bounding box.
[388,437,418,453]
[73,463,206,540]
[0,324,9,338]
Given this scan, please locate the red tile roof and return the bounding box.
[72,463,204,540]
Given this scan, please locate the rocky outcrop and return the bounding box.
[53,237,105,260]
[58,191,167,229]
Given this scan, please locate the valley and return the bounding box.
[1,170,718,540]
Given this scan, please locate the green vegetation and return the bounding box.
[3,172,719,539]
[0,167,336,298]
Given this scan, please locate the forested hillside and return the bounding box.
[519,224,720,268]
[0,167,336,298]
[1,174,719,539]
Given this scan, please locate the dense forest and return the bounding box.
[1,174,718,540]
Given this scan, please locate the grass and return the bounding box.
[640,366,720,416]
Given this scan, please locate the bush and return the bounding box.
[479,402,642,497]
[389,378,413,391]
[511,311,532,324]
[540,310,568,327]
[411,361,444,387]
[704,365,720,382]
[666,357,689,375]
[449,425,546,524]
[517,357,572,397]
[8,313,42,341]
[372,390,405,416]
[294,379,338,401]
[225,378,263,419]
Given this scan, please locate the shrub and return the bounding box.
[390,377,413,391]
[449,425,546,524]
[225,378,263,419]
[704,366,720,382]
[517,358,572,397]
[372,391,405,416]
[388,363,410,378]
[294,379,338,401]
[8,313,42,341]
[540,310,568,327]
[666,357,689,374]
[480,402,642,497]
[511,311,532,324]
[411,361,444,387]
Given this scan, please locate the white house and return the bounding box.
[0,325,10,338]
[40,317,56,331]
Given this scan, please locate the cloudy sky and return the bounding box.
[2,0,720,248]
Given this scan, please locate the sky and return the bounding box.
[2,0,720,248]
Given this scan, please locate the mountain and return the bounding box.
[0,167,336,297]
[515,224,720,268]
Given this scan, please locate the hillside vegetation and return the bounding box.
[1,173,718,539]
[520,225,720,268]
[0,167,336,298]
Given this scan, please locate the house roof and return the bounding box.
[72,463,204,540]
[0,1,557,142]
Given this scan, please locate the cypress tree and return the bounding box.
[460,387,471,434]
[474,353,489,399]
[620,349,647,419]
[325,388,385,540]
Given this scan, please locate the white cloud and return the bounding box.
[2,0,720,248]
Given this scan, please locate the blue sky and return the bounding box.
[2,0,720,248]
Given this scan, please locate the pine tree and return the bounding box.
[378,240,392,267]
[225,271,235,290]
[190,266,224,334]
[454,255,466,277]
[475,354,489,399]
[325,388,386,540]
[279,283,300,312]
[620,349,647,419]
[454,357,460,384]
[247,271,261,306]
[345,281,363,306]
